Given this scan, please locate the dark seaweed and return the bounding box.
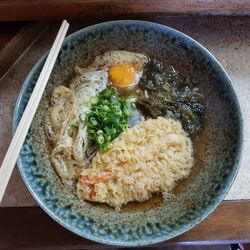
[137,59,205,135]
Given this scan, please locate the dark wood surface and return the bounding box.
[0,22,25,50]
[0,201,250,249]
[0,0,250,21]
[0,17,250,247]
[0,22,49,79]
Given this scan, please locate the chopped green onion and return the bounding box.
[110,95,117,104]
[90,117,98,126]
[85,87,132,151]
[103,105,109,111]
[90,96,98,105]
[104,134,111,141]
[97,135,105,144]
[97,130,103,135]
[123,108,131,116]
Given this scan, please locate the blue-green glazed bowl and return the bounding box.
[13,20,243,246]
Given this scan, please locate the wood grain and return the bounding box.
[0,201,250,248]
[0,0,250,21]
[0,22,25,51]
[0,22,49,80]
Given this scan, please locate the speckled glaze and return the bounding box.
[13,20,243,246]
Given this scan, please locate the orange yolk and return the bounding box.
[109,64,136,87]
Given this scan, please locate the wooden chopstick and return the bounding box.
[0,20,69,202]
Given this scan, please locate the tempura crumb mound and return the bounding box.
[77,117,194,210]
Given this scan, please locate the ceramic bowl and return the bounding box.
[13,20,243,246]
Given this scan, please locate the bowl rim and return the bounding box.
[12,19,243,246]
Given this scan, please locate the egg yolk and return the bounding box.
[109,64,136,87]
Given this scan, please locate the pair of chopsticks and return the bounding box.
[0,20,70,202]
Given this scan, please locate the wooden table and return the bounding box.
[1,0,250,21]
[0,16,250,249]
